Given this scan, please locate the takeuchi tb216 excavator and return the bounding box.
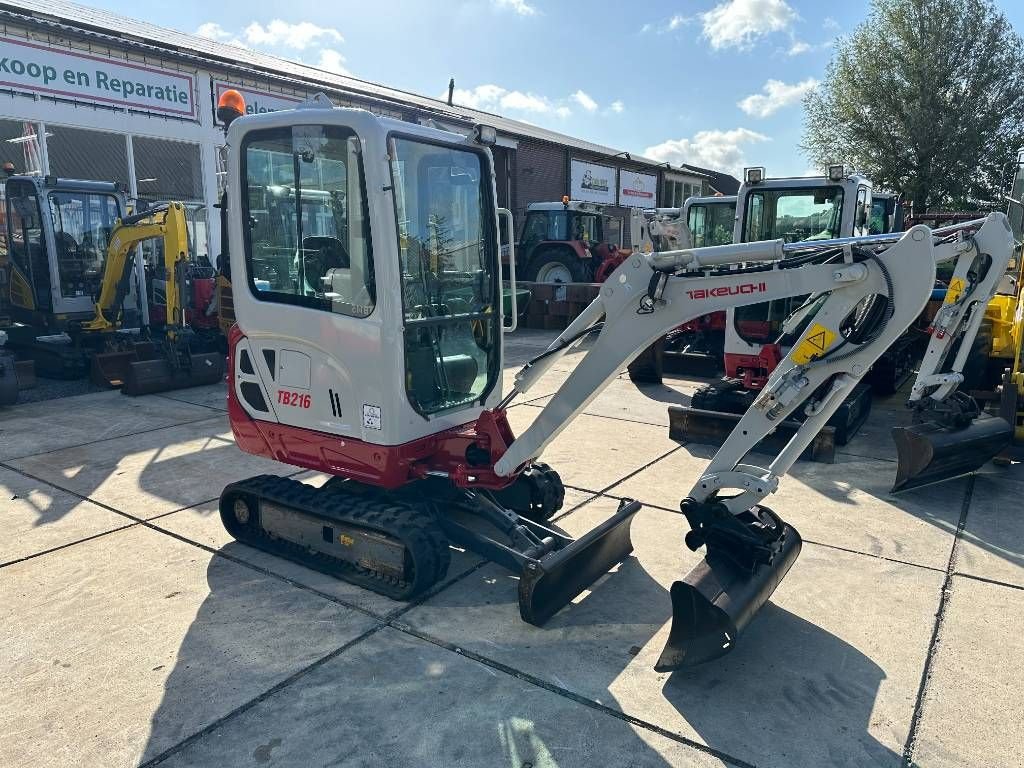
[213,91,1012,668]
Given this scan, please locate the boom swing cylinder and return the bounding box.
[217,102,991,670]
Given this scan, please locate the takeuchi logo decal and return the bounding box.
[686,282,767,300]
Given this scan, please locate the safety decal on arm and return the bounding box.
[790,323,836,365]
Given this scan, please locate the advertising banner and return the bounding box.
[618,169,657,206]
[0,37,196,118]
[570,158,616,205]
[213,80,303,124]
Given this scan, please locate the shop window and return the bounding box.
[0,119,45,256]
[0,119,44,177]
[46,125,129,187]
[133,137,203,204]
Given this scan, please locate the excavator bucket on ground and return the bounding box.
[891,414,1012,492]
[89,341,159,388]
[122,351,224,396]
[656,509,802,671]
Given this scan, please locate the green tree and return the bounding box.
[802,0,1024,211]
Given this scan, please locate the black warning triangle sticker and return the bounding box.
[807,330,828,351]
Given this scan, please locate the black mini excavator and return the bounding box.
[211,90,1012,669]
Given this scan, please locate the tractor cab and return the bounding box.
[683,195,737,248]
[518,199,618,283]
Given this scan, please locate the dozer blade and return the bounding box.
[518,499,641,625]
[655,522,802,671]
[891,414,1012,493]
[122,352,225,396]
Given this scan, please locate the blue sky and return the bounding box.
[85,0,1024,178]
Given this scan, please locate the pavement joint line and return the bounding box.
[4,456,758,767]
[151,391,228,413]
[836,450,897,464]
[386,621,758,768]
[950,570,1024,592]
[0,521,139,569]
[518,398,682,431]
[2,413,225,462]
[901,474,974,767]
[573,488,951,575]
[137,623,387,768]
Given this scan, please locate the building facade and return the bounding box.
[0,0,735,263]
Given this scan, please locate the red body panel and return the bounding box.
[724,343,782,390]
[227,326,518,490]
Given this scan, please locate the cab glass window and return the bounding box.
[47,191,121,299]
[241,125,374,318]
[743,187,844,243]
[390,136,499,416]
[5,186,47,308]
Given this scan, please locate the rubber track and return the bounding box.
[220,474,451,601]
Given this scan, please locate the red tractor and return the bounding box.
[517,199,623,283]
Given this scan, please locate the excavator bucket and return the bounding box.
[517,499,640,625]
[122,352,225,396]
[89,342,160,387]
[891,414,1012,492]
[655,521,802,671]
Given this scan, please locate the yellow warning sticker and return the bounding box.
[944,277,965,304]
[791,323,837,364]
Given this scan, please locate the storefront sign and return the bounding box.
[213,81,303,124]
[618,169,657,205]
[570,159,616,205]
[0,37,195,118]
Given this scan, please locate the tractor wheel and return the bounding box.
[525,251,590,284]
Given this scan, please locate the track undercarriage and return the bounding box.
[219,464,641,623]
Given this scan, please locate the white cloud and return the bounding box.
[494,0,536,16]
[195,22,247,48]
[610,100,624,113]
[555,106,572,118]
[642,13,693,34]
[787,40,811,55]
[243,20,343,50]
[701,0,798,50]
[571,90,598,112]
[823,16,841,31]
[737,78,818,117]
[643,128,769,177]
[197,22,229,40]
[449,84,561,115]
[314,49,349,75]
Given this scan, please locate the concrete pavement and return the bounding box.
[0,328,1021,767]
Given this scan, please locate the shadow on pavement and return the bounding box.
[662,604,898,768]
[138,545,680,768]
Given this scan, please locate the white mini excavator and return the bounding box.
[213,92,1013,669]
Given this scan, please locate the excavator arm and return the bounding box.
[81,202,190,335]
[492,213,1011,668]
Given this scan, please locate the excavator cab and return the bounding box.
[1,176,140,377]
